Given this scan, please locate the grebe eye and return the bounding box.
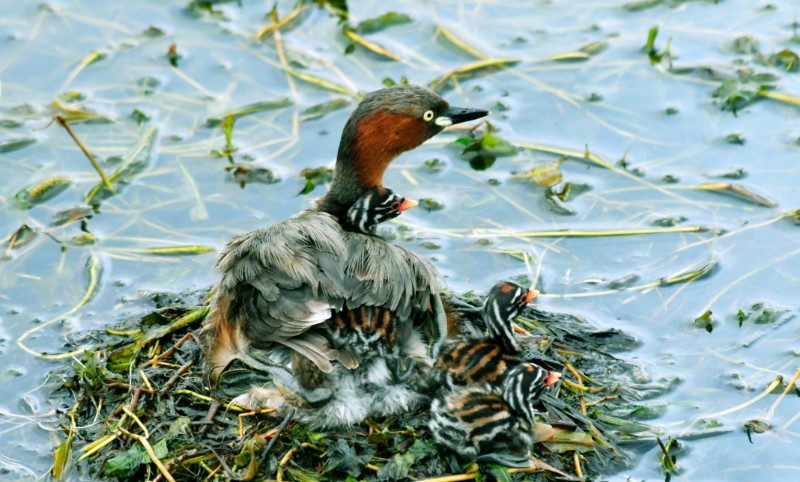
[391,201,401,211]
[423,110,434,122]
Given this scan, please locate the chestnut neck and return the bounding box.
[316,111,429,219]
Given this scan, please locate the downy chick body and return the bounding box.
[428,363,561,467]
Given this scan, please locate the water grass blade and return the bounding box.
[759,89,800,106]
[255,4,304,40]
[695,182,777,208]
[678,210,798,252]
[51,100,112,124]
[660,258,717,285]
[61,49,105,91]
[284,67,360,98]
[433,24,486,59]
[430,58,520,92]
[205,98,293,127]
[52,411,75,479]
[356,12,412,34]
[549,52,591,62]
[16,254,101,360]
[468,225,706,239]
[139,306,209,344]
[55,115,114,193]
[0,137,36,153]
[85,127,158,205]
[767,367,800,418]
[550,40,609,62]
[343,29,401,61]
[117,246,215,256]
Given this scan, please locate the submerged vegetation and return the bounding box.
[50,288,678,481]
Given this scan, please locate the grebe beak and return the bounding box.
[523,288,539,305]
[398,198,418,212]
[545,371,561,387]
[435,106,489,127]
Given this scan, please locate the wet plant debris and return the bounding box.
[47,288,692,481]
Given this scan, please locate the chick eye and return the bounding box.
[422,110,434,122]
[390,201,401,211]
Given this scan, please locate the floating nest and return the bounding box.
[49,288,676,481]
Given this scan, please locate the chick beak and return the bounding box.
[435,106,489,127]
[398,198,418,212]
[523,288,539,305]
[545,371,561,387]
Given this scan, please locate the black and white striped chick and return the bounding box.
[428,362,561,467]
[328,186,420,362]
[326,187,433,419]
[436,281,537,388]
[345,186,417,235]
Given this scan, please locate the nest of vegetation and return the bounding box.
[49,287,674,481]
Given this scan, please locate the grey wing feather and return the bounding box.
[341,233,439,321]
[215,211,347,346]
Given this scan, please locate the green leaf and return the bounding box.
[422,158,446,173]
[356,12,412,34]
[713,167,747,179]
[407,439,437,462]
[644,25,671,65]
[418,198,445,212]
[737,302,788,326]
[376,451,414,481]
[138,76,161,95]
[325,439,374,477]
[724,133,746,145]
[457,127,517,171]
[623,0,662,12]
[653,215,687,227]
[4,224,38,249]
[15,176,71,209]
[0,137,36,153]
[229,164,280,188]
[744,419,771,443]
[131,108,150,125]
[769,48,800,72]
[693,310,715,333]
[731,36,761,55]
[298,166,333,195]
[645,26,658,54]
[105,439,168,478]
[484,464,512,482]
[316,0,348,20]
[61,91,85,103]
[526,159,564,187]
[481,134,517,156]
[52,430,73,480]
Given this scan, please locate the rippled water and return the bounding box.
[1,0,799,480]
